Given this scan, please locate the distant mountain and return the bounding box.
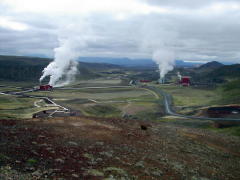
[193,61,224,76]
[78,57,156,67]
[175,60,204,67]
[78,57,203,68]
[189,62,240,83]
[198,61,223,70]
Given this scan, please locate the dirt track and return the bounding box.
[0,116,239,179]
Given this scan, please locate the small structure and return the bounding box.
[39,84,53,91]
[177,72,182,81]
[129,80,137,85]
[207,106,240,118]
[180,76,190,86]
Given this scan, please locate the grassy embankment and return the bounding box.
[0,95,56,119]
[209,79,240,136]
[219,79,240,104]
[0,85,59,119]
[157,85,221,114]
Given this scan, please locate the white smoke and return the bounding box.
[40,23,95,87]
[40,38,79,86]
[177,71,182,81]
[152,49,175,82]
[140,22,177,82]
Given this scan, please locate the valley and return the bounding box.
[0,56,240,179]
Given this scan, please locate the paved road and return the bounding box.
[147,86,240,122]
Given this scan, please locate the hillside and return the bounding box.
[207,64,240,79]
[0,55,122,82]
[198,61,223,70]
[197,63,240,83]
[0,55,50,81]
[0,117,239,179]
[180,62,240,83]
[219,78,240,104]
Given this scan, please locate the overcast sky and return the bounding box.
[0,0,240,63]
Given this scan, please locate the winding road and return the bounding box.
[58,85,240,121]
[147,86,240,122]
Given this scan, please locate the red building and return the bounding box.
[39,85,53,91]
[140,80,151,83]
[180,76,190,86]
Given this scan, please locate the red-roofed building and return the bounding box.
[180,76,190,86]
[39,85,53,91]
[140,80,151,83]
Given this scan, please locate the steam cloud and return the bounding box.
[39,38,79,87]
[152,49,175,83]
[140,24,176,83]
[40,23,95,87]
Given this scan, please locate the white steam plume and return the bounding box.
[152,49,175,83]
[40,23,95,87]
[140,22,177,82]
[40,38,79,87]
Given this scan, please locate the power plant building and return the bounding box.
[180,76,190,86]
[39,85,53,91]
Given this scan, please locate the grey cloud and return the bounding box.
[0,1,240,63]
[143,0,240,9]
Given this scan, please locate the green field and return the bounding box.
[219,79,240,104]
[0,81,37,88]
[27,87,155,101]
[0,87,21,92]
[0,76,163,119]
[0,95,55,119]
[71,78,123,87]
[155,85,223,115]
[27,87,160,118]
[158,85,220,107]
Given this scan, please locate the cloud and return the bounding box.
[0,0,239,63]
[0,16,29,31]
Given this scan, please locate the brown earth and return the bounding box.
[0,116,240,179]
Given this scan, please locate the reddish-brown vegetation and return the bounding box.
[0,117,240,179]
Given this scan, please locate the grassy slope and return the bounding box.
[207,64,240,79]
[159,80,240,108]
[0,55,49,81]
[206,125,240,137]
[0,55,125,82]
[0,95,55,119]
[1,117,240,179]
[218,79,240,104]
[158,85,220,107]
